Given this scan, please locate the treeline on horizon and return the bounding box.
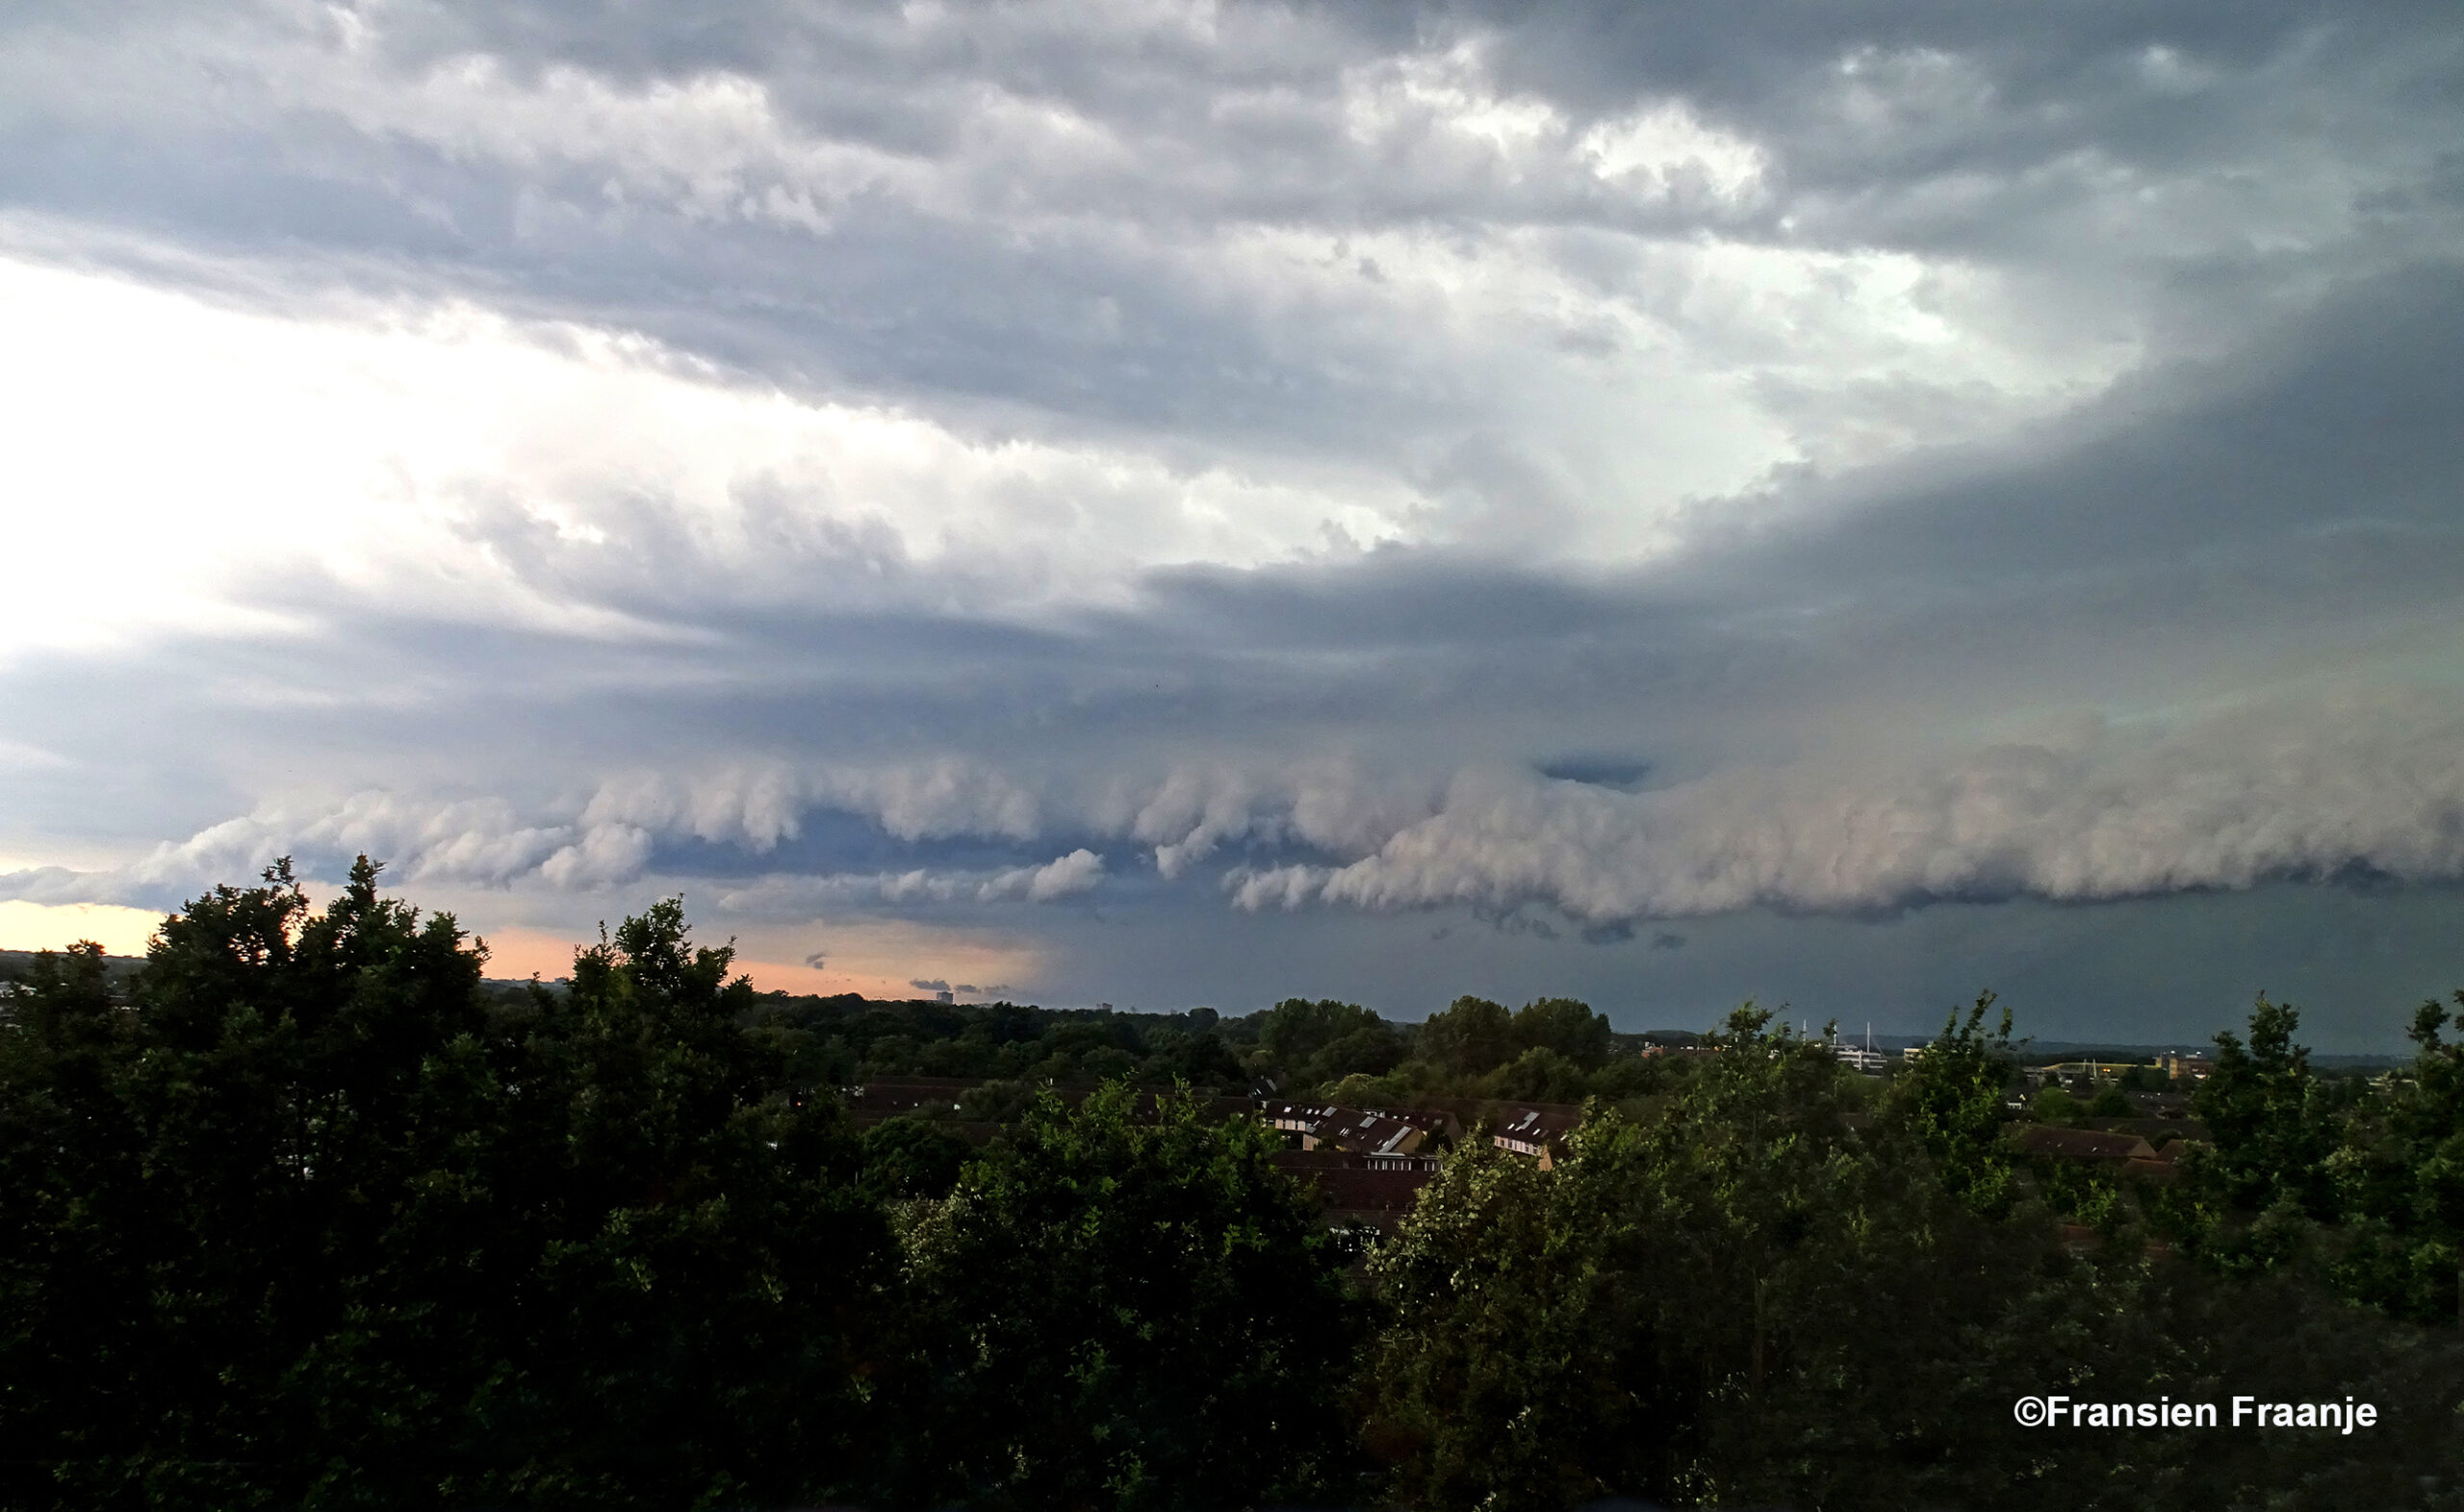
[4,860,2464,1511]
[732,974,1681,1109]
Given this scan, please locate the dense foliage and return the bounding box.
[0,862,1353,1511]
[742,988,1251,1093]
[2165,989,2464,1327]
[0,861,903,1508]
[1370,1005,2464,1511]
[897,1084,1364,1507]
[5,861,2463,1510]
[738,984,1663,1110]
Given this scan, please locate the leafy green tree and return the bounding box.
[1256,997,1386,1082]
[1,858,514,1507]
[1369,1005,2069,1510]
[1883,990,2021,1217]
[2087,1083,2134,1117]
[2030,1084,2085,1124]
[1140,1022,1249,1088]
[448,894,905,1509]
[1588,1049,1681,1102]
[2390,996,2464,1308]
[1509,997,1611,1070]
[2194,994,2337,1217]
[1417,995,1516,1077]
[0,860,905,1510]
[860,1115,977,1199]
[1483,1045,1590,1103]
[1304,1025,1407,1088]
[0,942,151,1497]
[2118,1064,2172,1092]
[1369,1002,2464,1510]
[2309,990,2464,1321]
[898,1082,1366,1510]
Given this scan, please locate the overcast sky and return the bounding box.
[4,0,2461,1049]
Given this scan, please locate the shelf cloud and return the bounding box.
[2,0,2460,1044]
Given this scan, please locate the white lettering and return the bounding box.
[2029,1391,2368,1432]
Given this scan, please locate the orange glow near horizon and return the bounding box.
[726,916,1044,1001]
[470,917,1042,1002]
[468,925,589,982]
[0,900,165,958]
[0,901,1043,1006]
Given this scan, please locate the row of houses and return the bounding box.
[1263,1102,1443,1165]
[1259,1098,1589,1238]
[1265,1148,1437,1231]
[2011,1123,2199,1183]
[1262,1098,1583,1166]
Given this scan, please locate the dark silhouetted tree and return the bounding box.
[899,1082,1367,1510]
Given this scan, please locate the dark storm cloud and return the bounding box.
[4,0,2462,1041]
[9,0,2451,467]
[0,2,1456,453]
[11,254,2457,926]
[1713,264,2464,592]
[13,247,2460,734]
[1453,0,2464,285]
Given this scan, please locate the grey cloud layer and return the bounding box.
[11,0,2453,486]
[1230,692,2464,921]
[3,1,2461,1035]
[7,254,2462,931]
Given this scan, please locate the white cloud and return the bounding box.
[1578,104,1769,205]
[817,760,1046,844]
[706,850,1105,914]
[578,767,809,851]
[193,794,569,889]
[0,250,1449,656]
[315,58,913,234]
[14,673,2464,940]
[1227,692,2464,923]
[1343,40,1566,165]
[1013,847,1105,903]
[536,825,656,890]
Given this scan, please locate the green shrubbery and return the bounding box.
[1366,1004,2462,1509]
